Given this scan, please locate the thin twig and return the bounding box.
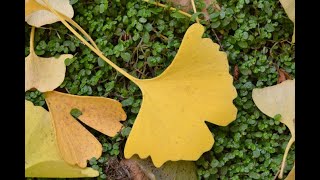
[152,29,168,41]
[211,29,224,51]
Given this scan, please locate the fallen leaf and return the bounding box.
[104,157,134,180]
[252,79,295,138]
[252,79,295,178]
[25,0,74,27]
[44,91,127,168]
[25,100,99,177]
[279,0,295,43]
[167,0,220,20]
[25,27,71,92]
[25,0,100,50]
[125,23,237,167]
[122,155,197,180]
[284,163,295,180]
[25,53,71,92]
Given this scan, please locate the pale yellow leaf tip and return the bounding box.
[252,79,295,137]
[124,23,237,167]
[25,100,99,177]
[25,0,74,27]
[279,0,295,43]
[25,54,72,92]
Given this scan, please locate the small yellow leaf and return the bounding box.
[25,0,74,27]
[44,91,127,168]
[279,0,295,43]
[25,100,99,177]
[25,52,71,92]
[284,163,295,180]
[25,26,71,92]
[125,23,237,167]
[252,79,295,139]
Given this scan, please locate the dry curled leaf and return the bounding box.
[279,0,295,43]
[25,0,74,27]
[25,100,99,177]
[25,27,71,92]
[252,79,295,179]
[125,23,237,167]
[123,155,197,180]
[44,91,126,168]
[120,159,155,180]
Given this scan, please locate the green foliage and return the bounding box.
[25,0,295,179]
[25,90,46,107]
[70,108,82,118]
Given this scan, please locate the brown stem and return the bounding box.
[211,29,224,51]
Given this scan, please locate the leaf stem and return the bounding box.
[191,0,200,23]
[29,26,36,54]
[62,14,100,50]
[32,0,99,51]
[278,137,295,179]
[142,0,192,18]
[41,0,140,84]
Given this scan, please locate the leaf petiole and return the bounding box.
[29,26,35,54]
[278,136,295,179]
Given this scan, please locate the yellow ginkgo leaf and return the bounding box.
[124,23,237,167]
[25,0,74,27]
[25,27,71,92]
[279,0,295,43]
[25,100,99,177]
[252,79,295,179]
[44,91,127,168]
